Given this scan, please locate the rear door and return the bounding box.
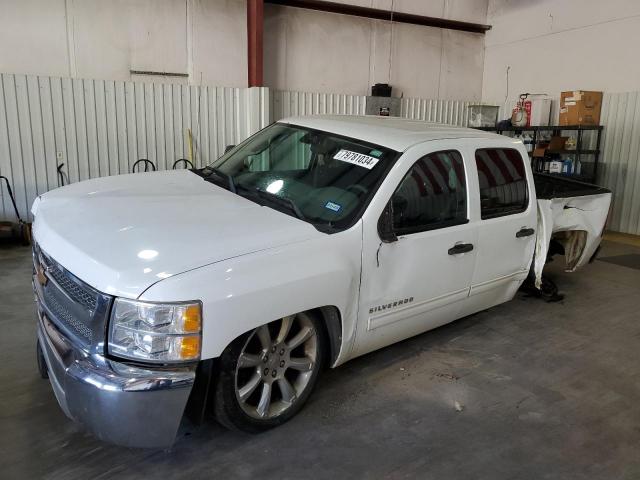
[468,144,537,306]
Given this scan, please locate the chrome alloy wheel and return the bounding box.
[234,313,319,420]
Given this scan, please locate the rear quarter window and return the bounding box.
[475,148,529,219]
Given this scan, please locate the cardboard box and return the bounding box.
[559,91,602,126]
[532,137,567,158]
[548,136,568,151]
[533,142,549,158]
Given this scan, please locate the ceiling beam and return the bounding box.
[264,0,491,34]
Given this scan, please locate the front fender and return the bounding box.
[139,222,363,364]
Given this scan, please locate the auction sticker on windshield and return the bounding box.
[333,149,380,170]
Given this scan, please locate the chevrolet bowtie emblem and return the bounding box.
[36,263,48,287]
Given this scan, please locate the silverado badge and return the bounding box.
[369,297,414,314]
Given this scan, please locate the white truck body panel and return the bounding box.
[352,137,537,358]
[31,170,320,298]
[31,116,612,368]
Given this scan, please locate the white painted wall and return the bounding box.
[264,0,487,99]
[0,0,70,78]
[0,0,247,87]
[0,0,487,100]
[190,0,248,87]
[482,0,640,113]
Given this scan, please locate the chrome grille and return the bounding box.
[42,287,93,342]
[47,261,98,311]
[38,249,99,312]
[33,242,112,352]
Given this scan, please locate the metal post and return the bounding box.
[247,0,264,87]
[577,127,583,180]
[594,126,603,182]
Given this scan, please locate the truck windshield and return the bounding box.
[206,123,398,232]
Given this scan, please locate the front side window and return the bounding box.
[205,123,397,231]
[391,150,468,234]
[475,148,529,219]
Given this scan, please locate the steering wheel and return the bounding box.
[345,184,368,197]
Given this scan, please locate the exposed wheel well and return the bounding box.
[549,230,588,270]
[314,305,343,367]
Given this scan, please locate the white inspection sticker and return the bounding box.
[333,149,380,170]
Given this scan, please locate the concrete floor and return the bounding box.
[1,240,640,479]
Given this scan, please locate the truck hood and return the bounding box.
[32,170,321,298]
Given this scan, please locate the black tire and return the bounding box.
[214,311,327,433]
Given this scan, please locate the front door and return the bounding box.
[353,148,478,357]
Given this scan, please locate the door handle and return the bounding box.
[448,243,474,255]
[516,227,535,238]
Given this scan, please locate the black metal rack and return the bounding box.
[475,125,603,183]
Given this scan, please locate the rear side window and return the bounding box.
[391,150,467,234]
[475,148,529,219]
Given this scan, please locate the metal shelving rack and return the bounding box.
[475,125,604,183]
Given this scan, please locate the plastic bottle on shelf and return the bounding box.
[523,133,534,152]
[562,157,574,175]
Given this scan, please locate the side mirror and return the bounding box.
[225,144,236,153]
[378,201,398,243]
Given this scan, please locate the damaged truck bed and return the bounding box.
[533,173,612,288]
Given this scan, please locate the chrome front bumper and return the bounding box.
[35,294,196,448]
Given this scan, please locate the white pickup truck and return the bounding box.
[31,116,611,448]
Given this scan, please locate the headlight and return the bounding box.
[108,298,202,363]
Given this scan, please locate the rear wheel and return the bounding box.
[214,312,326,432]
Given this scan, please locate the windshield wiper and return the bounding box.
[201,167,236,194]
[257,189,306,221]
[237,185,306,222]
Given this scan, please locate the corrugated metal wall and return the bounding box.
[0,73,269,221]
[8,74,639,234]
[271,90,367,119]
[272,90,471,127]
[599,92,640,235]
[400,97,471,126]
[0,74,480,223]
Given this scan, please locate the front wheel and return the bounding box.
[214,312,326,432]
